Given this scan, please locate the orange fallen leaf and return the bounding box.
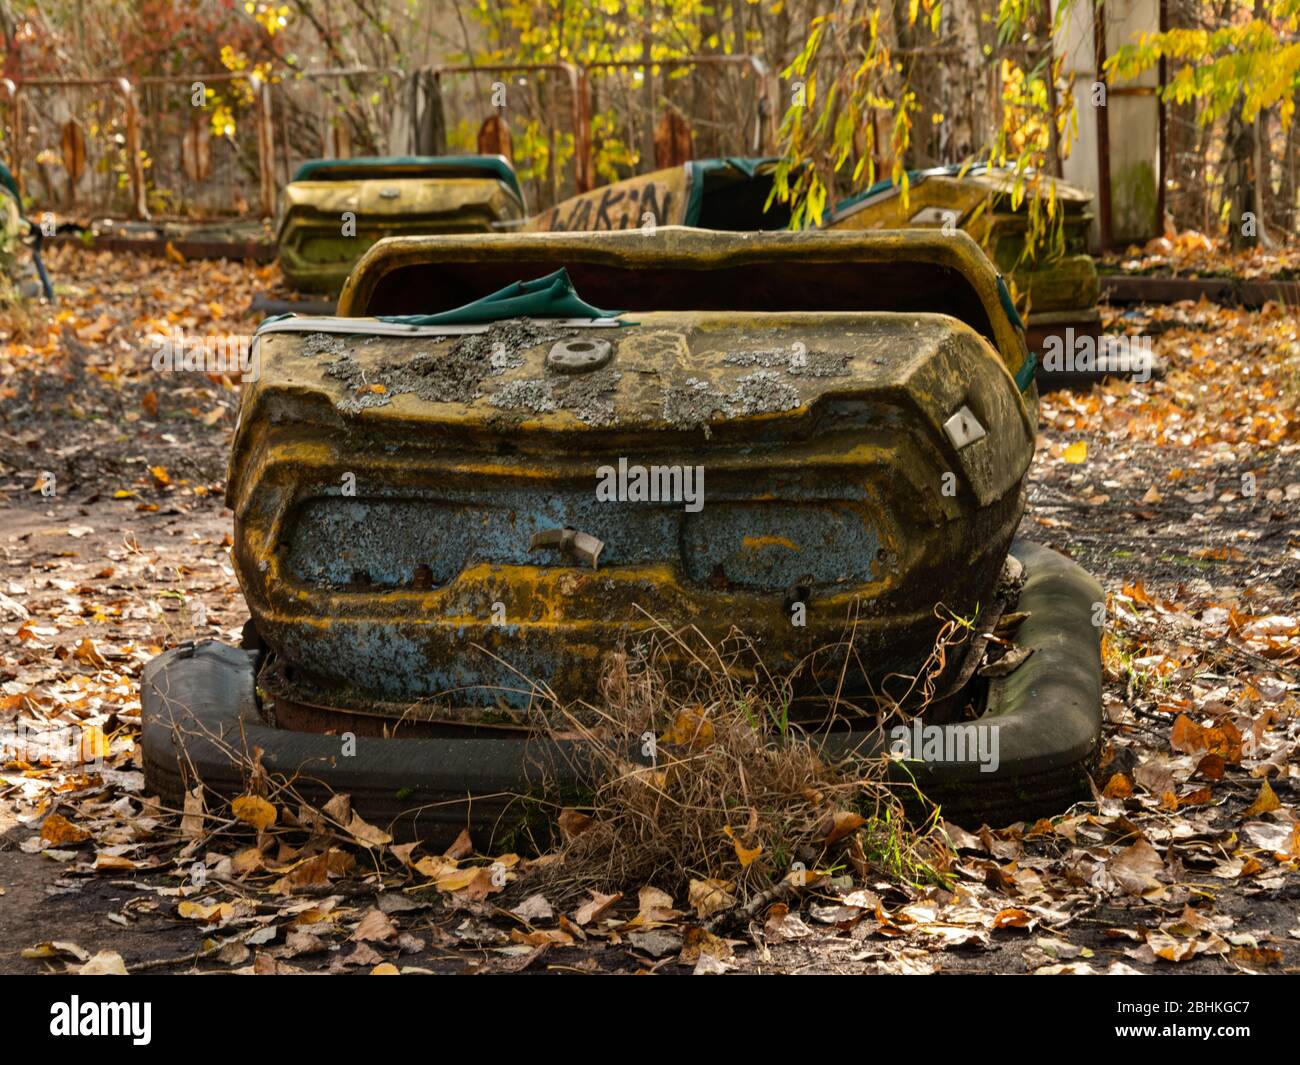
[1170,714,1242,763]
[1194,753,1226,780]
[73,638,109,670]
[1102,772,1133,798]
[557,808,593,842]
[992,907,1035,930]
[823,810,867,846]
[177,900,234,922]
[40,813,89,845]
[1229,946,1282,968]
[723,824,763,866]
[661,706,714,749]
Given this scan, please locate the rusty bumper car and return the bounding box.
[823,166,1122,389]
[530,159,1112,389]
[276,155,526,295]
[143,228,1103,843]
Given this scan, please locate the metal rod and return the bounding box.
[1093,0,1114,250]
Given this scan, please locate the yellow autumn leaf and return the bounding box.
[1242,779,1281,818]
[177,900,235,922]
[687,877,736,918]
[1062,440,1088,464]
[661,706,714,748]
[413,854,458,880]
[80,725,109,763]
[73,638,109,670]
[433,868,483,893]
[231,794,277,831]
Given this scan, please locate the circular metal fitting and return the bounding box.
[546,337,612,374]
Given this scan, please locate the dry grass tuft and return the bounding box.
[531,621,952,907]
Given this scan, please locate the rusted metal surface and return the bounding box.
[0,58,765,227]
[585,55,774,159]
[252,77,276,219]
[1093,0,1114,251]
[5,67,409,224]
[232,228,1034,719]
[3,76,147,219]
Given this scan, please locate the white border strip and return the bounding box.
[255,316,624,339]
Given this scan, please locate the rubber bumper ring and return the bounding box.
[142,539,1103,840]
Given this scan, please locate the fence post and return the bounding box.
[253,75,276,219]
[564,63,592,193]
[117,78,149,220]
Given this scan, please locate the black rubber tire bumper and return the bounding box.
[141,539,1103,841]
[823,538,1104,823]
[141,642,594,848]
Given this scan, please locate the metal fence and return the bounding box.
[430,63,591,210]
[0,58,775,223]
[585,56,773,171]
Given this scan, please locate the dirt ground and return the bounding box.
[0,246,1297,975]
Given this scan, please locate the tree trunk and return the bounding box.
[1223,99,1256,249]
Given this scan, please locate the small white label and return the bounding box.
[942,405,987,450]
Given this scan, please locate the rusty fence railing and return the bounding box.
[584,55,774,170]
[134,71,274,220]
[429,62,592,206]
[0,57,776,223]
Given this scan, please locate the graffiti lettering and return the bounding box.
[593,187,627,229]
[531,177,680,233]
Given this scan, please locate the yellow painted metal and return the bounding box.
[237,228,1035,717]
[516,162,1097,327]
[276,173,526,295]
[824,170,1098,318]
[339,226,1029,381]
